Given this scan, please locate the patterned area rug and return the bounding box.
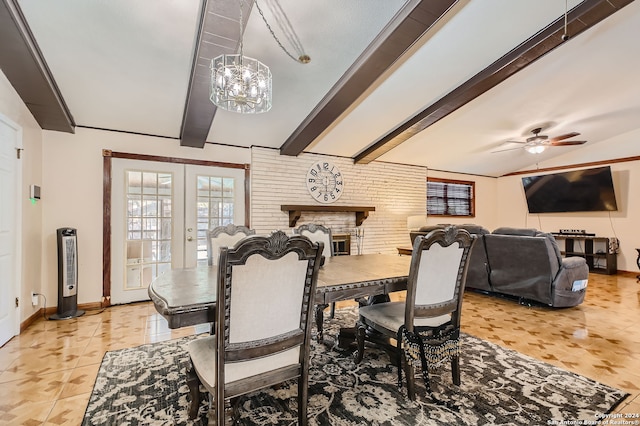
[83,308,628,425]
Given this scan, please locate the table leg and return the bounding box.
[315,303,329,342]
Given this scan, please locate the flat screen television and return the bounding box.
[522,166,618,213]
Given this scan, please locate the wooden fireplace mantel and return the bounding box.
[281,205,376,227]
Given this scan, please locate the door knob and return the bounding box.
[187,228,193,232]
[187,236,193,241]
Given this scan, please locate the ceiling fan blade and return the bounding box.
[491,146,524,153]
[550,140,586,146]
[497,140,526,147]
[550,132,580,142]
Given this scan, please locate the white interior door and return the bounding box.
[111,159,185,304]
[111,160,246,304]
[184,165,246,267]
[0,115,21,346]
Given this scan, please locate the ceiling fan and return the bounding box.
[493,127,587,154]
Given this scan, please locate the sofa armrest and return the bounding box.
[561,256,588,270]
[551,256,589,307]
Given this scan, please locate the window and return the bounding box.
[427,178,475,217]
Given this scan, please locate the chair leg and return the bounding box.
[206,398,232,426]
[451,355,461,386]
[216,391,225,426]
[329,302,336,319]
[315,303,328,342]
[353,322,366,364]
[224,399,234,425]
[403,357,416,401]
[186,365,201,420]
[298,367,309,426]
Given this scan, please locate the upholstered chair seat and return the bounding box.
[189,336,300,388]
[359,302,451,331]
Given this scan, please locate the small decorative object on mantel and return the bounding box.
[306,160,344,204]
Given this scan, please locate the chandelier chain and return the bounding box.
[263,0,305,57]
[238,0,245,58]
[254,0,309,63]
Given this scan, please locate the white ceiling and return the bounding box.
[14,0,640,177]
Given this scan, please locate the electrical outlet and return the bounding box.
[31,292,38,306]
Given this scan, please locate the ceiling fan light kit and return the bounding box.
[525,144,547,154]
[493,127,587,154]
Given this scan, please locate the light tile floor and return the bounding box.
[0,273,638,424]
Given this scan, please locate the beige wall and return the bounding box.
[0,70,44,323]
[496,161,640,272]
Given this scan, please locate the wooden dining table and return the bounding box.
[148,253,412,341]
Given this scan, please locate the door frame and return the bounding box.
[102,149,250,306]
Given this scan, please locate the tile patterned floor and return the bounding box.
[0,273,638,424]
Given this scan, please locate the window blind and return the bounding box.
[427,179,474,217]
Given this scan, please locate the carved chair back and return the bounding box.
[207,224,255,266]
[404,226,475,331]
[294,223,333,259]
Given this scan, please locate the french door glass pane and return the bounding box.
[195,175,236,265]
[125,170,172,291]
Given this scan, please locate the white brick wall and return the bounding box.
[250,147,427,254]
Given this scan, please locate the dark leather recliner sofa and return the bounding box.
[410,225,589,307]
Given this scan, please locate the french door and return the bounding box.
[111,159,245,304]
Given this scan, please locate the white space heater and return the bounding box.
[50,228,85,320]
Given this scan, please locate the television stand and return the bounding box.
[552,234,617,275]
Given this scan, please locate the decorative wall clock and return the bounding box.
[306,160,344,204]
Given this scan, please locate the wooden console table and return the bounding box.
[281,205,375,227]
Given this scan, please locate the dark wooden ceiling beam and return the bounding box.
[353,0,634,164]
[0,0,75,132]
[279,0,457,156]
[180,0,252,148]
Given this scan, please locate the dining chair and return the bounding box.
[186,230,323,425]
[354,225,475,400]
[293,223,336,318]
[207,223,255,266]
[293,223,333,259]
